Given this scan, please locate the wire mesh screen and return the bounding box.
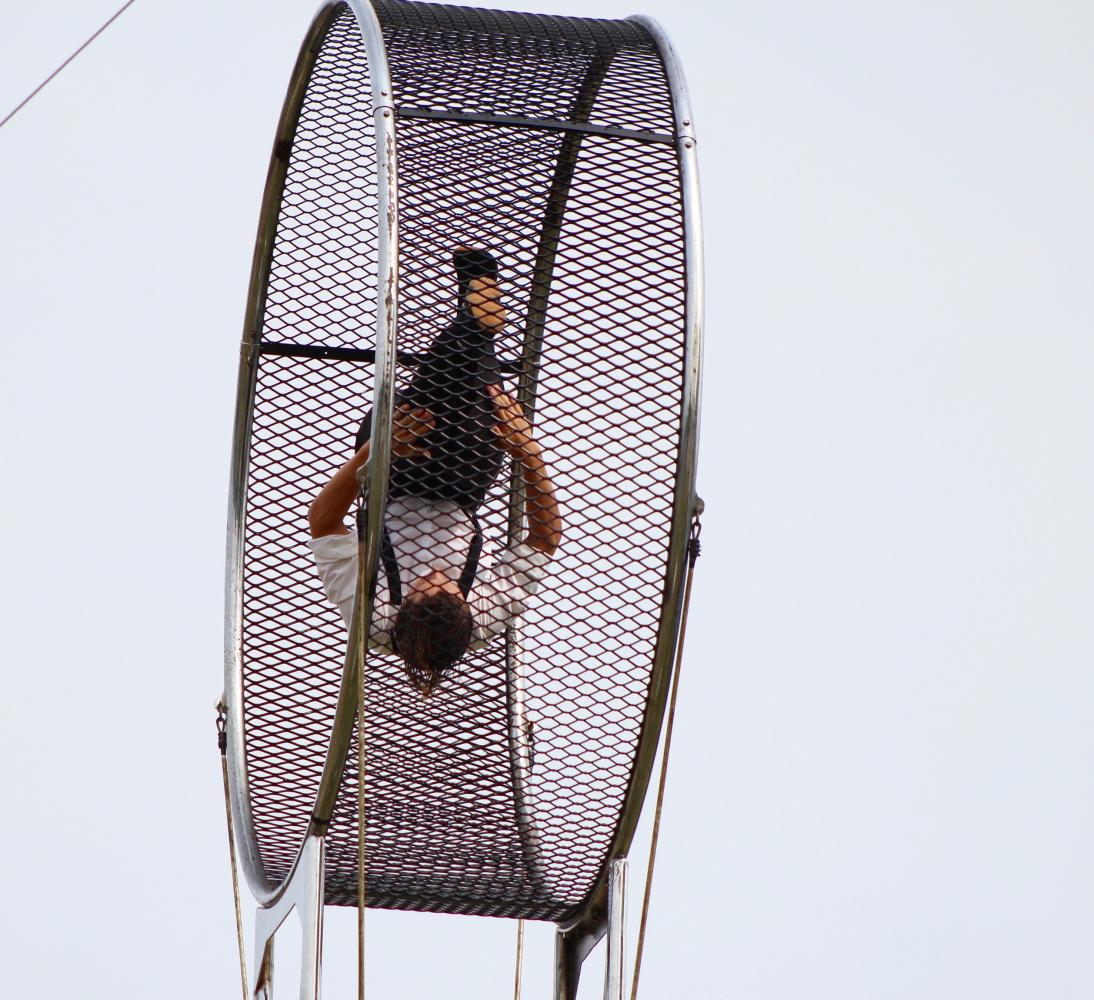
[237,0,688,923]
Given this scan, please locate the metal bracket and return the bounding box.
[252,834,326,1000]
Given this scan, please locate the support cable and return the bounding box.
[629,511,702,1000]
[358,663,368,1000]
[357,660,368,1000]
[0,0,139,131]
[217,699,251,1000]
[355,482,370,1000]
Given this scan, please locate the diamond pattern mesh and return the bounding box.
[237,0,689,923]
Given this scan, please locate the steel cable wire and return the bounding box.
[0,0,139,131]
[629,514,702,1000]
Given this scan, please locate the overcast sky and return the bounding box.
[2,1,1093,998]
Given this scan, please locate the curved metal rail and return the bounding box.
[224,0,397,907]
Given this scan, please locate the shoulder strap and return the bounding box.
[379,523,402,606]
[458,510,484,598]
[378,509,483,607]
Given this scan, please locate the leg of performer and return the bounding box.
[354,247,507,511]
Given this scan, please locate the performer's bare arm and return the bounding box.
[308,392,560,553]
[487,384,563,556]
[308,406,435,538]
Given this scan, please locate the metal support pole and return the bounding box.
[603,858,628,1000]
[254,945,274,1000]
[301,835,326,1000]
[252,833,326,1000]
[554,927,581,1000]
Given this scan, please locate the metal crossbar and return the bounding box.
[259,339,526,375]
[394,106,675,144]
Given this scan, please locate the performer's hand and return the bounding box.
[391,404,435,458]
[486,384,538,460]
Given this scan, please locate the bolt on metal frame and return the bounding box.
[223,2,702,997]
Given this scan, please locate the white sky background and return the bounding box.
[2,0,1093,996]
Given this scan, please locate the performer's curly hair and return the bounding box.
[392,591,473,694]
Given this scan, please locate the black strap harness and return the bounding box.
[378,509,484,607]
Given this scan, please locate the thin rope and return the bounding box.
[0,0,139,131]
[217,701,251,1000]
[357,657,367,1000]
[356,484,370,1000]
[629,514,701,1000]
[513,919,526,1000]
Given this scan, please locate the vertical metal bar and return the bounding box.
[553,917,605,1000]
[554,927,580,1000]
[603,859,628,1000]
[513,919,526,1000]
[299,835,326,1000]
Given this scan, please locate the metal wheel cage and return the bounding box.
[224,0,703,926]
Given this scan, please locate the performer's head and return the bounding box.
[452,247,505,333]
[393,571,473,693]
